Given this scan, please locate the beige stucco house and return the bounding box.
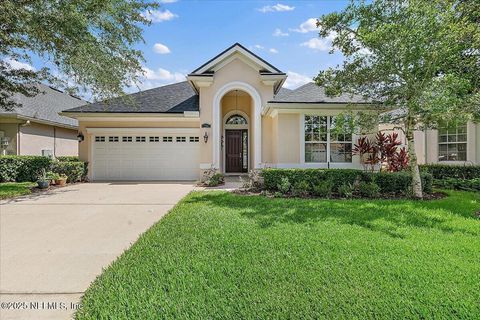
[62,43,479,181]
[0,84,85,157]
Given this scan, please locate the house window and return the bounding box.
[136,136,146,142]
[176,136,186,142]
[304,116,328,162]
[149,136,160,142]
[438,122,467,161]
[95,136,105,142]
[330,116,353,163]
[226,115,247,125]
[189,136,199,142]
[304,115,352,163]
[122,136,133,142]
[108,136,119,142]
[163,136,173,142]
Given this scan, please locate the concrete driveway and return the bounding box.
[0,182,194,320]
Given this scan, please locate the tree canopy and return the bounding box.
[315,0,480,198]
[0,0,158,110]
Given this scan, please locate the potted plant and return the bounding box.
[37,169,49,189]
[55,174,68,186]
[46,171,59,185]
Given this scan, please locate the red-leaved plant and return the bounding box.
[353,132,409,172]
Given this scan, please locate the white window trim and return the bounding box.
[300,114,353,165]
[437,123,468,162]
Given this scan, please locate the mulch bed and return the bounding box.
[233,189,448,201]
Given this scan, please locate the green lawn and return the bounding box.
[0,182,35,199]
[76,191,480,319]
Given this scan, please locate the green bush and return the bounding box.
[292,180,310,197]
[357,181,381,198]
[420,164,480,180]
[262,169,432,196]
[277,177,291,194]
[56,156,81,162]
[50,161,86,183]
[0,156,53,182]
[433,178,480,191]
[0,156,87,183]
[312,179,334,198]
[338,183,354,198]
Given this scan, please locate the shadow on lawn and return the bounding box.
[186,192,480,238]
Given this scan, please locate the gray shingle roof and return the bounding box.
[3,83,85,127]
[63,81,198,114]
[271,82,369,104]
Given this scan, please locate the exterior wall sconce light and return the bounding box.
[1,137,9,156]
[77,132,84,142]
[201,123,211,144]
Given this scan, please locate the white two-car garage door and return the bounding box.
[90,129,200,181]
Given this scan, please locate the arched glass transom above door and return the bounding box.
[226,115,247,125]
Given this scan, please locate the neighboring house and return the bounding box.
[60,43,479,182]
[0,83,85,156]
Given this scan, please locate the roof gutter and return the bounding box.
[0,113,78,130]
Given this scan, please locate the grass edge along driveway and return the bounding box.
[0,182,35,199]
[76,190,480,319]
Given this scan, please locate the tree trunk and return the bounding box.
[405,114,423,199]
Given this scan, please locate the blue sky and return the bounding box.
[7,1,350,95]
[136,0,348,90]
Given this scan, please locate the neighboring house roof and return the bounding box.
[270,82,369,104]
[63,81,198,114]
[1,83,85,128]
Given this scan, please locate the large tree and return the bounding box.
[0,0,158,110]
[314,0,480,198]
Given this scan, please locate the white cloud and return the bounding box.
[301,38,331,51]
[3,58,35,71]
[258,3,295,13]
[269,48,279,54]
[273,28,289,37]
[153,43,171,54]
[254,44,264,49]
[284,71,312,89]
[133,66,185,91]
[291,18,317,33]
[142,9,178,23]
[159,0,177,3]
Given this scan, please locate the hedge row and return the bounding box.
[0,156,87,183]
[420,164,480,180]
[262,169,432,195]
[433,178,480,192]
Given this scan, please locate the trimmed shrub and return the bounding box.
[433,178,480,192]
[277,177,291,194]
[50,161,86,183]
[0,156,87,183]
[262,168,432,196]
[338,183,354,198]
[420,164,480,180]
[357,181,380,198]
[0,156,53,182]
[56,156,81,162]
[312,179,334,198]
[292,180,310,197]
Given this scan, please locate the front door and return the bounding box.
[225,129,247,173]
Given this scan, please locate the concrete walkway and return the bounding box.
[0,182,194,320]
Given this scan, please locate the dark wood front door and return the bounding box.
[225,129,247,173]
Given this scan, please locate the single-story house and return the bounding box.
[0,83,85,156]
[62,43,479,181]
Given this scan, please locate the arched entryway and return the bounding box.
[223,111,249,173]
[213,81,262,173]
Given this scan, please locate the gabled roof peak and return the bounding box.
[189,42,284,75]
